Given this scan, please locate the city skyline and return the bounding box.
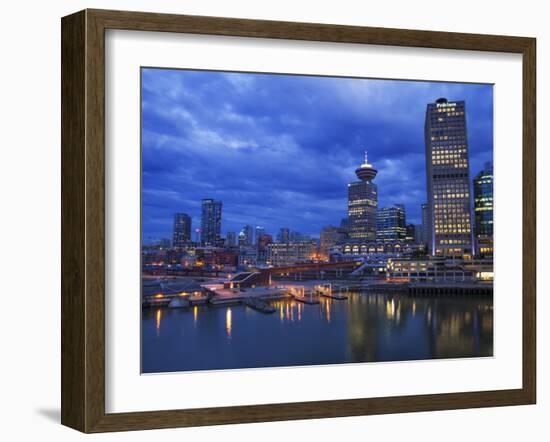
[142,68,493,243]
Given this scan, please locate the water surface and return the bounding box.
[142,292,493,373]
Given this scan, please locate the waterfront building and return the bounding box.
[473,163,494,257]
[386,257,493,283]
[238,225,254,246]
[336,241,410,257]
[425,98,473,258]
[277,227,290,243]
[255,226,265,245]
[348,152,378,241]
[200,199,222,246]
[376,204,406,241]
[225,231,237,247]
[320,225,343,258]
[172,213,191,248]
[267,241,317,267]
[196,247,238,271]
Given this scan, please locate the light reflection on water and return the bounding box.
[226,308,232,338]
[142,292,493,373]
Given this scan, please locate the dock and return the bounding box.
[294,296,320,305]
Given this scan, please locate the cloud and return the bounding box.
[141,68,493,240]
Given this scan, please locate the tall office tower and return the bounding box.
[172,213,191,248]
[421,203,429,245]
[238,225,254,246]
[225,231,237,247]
[473,162,494,256]
[254,226,265,245]
[376,204,406,241]
[200,199,222,246]
[277,227,290,243]
[425,98,473,257]
[348,151,378,241]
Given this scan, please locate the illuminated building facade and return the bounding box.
[425,98,473,258]
[473,163,494,256]
[200,199,222,246]
[348,152,378,241]
[267,241,317,267]
[172,213,191,248]
[386,257,493,283]
[376,205,406,241]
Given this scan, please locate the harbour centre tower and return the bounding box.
[347,152,378,241]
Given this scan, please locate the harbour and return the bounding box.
[142,289,493,373]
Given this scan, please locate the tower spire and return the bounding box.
[355,150,377,181]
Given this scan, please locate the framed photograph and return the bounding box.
[61,9,536,432]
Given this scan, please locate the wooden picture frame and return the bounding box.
[61,8,536,433]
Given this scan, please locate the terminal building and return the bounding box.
[386,257,493,283]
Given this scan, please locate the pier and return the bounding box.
[408,283,493,297]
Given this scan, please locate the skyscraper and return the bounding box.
[254,226,265,245]
[473,162,494,256]
[172,213,191,248]
[200,199,222,246]
[277,227,290,244]
[425,98,473,257]
[376,204,406,241]
[238,225,253,246]
[348,152,378,241]
[225,231,237,247]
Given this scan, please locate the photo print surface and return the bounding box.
[140,68,494,374]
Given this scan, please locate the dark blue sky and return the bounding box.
[141,68,493,243]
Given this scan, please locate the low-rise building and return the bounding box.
[386,258,493,283]
[267,241,317,267]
